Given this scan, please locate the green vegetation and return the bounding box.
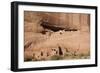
[50,50,90,60]
[50,55,63,60]
[64,52,90,59]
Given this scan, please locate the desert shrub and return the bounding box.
[50,55,63,60]
[24,58,32,61]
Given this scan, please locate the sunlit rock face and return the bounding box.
[24,11,90,61]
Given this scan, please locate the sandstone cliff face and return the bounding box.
[24,11,90,61]
[24,11,90,32]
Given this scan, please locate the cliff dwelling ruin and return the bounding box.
[24,11,90,61]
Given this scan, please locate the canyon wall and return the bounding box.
[24,11,90,32]
[24,11,90,61]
